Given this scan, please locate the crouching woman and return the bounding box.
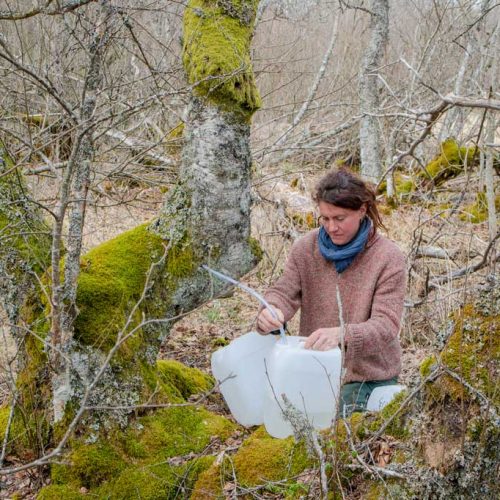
[257,168,407,416]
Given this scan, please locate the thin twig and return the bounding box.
[0,393,17,467]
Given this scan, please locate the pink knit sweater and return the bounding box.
[263,229,406,383]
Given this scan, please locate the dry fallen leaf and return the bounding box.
[375,441,393,467]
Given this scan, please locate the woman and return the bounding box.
[257,167,406,416]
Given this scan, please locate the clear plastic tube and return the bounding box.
[202,265,287,342]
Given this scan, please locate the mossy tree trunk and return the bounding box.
[0,0,261,461]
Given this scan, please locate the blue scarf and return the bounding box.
[318,217,372,273]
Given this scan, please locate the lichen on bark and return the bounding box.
[0,141,52,331]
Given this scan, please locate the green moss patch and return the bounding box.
[421,139,477,187]
[51,442,126,489]
[362,390,410,440]
[165,122,185,155]
[191,426,313,497]
[40,403,237,498]
[156,359,213,400]
[37,484,85,500]
[191,461,225,499]
[422,290,499,406]
[96,456,214,499]
[10,333,52,458]
[232,426,311,487]
[183,0,261,117]
[0,141,52,277]
[460,191,500,224]
[378,171,416,198]
[125,406,235,461]
[74,224,165,350]
[440,302,499,404]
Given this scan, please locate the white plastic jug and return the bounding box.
[211,331,278,426]
[263,337,342,438]
[366,384,405,411]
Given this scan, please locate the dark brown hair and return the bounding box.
[312,167,385,233]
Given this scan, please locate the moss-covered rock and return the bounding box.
[420,138,477,186]
[183,0,261,118]
[422,288,499,406]
[37,484,85,500]
[156,359,213,400]
[191,425,312,496]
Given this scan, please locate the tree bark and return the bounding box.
[358,0,389,182]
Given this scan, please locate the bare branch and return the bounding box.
[442,366,498,420]
[105,129,177,167]
[0,0,97,20]
[441,93,500,112]
[429,231,500,289]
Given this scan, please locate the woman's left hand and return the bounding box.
[304,327,341,351]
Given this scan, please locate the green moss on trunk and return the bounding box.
[0,141,52,278]
[183,0,261,118]
[74,223,165,350]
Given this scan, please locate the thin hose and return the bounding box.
[202,265,287,342]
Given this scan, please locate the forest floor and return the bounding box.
[0,166,494,499]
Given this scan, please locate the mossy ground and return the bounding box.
[191,425,313,498]
[37,361,235,499]
[459,191,500,223]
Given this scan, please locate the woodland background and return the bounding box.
[0,0,498,498]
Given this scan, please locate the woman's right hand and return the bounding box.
[257,306,284,335]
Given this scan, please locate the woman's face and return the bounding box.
[318,201,367,245]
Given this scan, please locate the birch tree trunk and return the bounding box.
[358,0,389,182]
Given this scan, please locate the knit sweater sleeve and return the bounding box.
[263,245,303,322]
[344,249,406,362]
